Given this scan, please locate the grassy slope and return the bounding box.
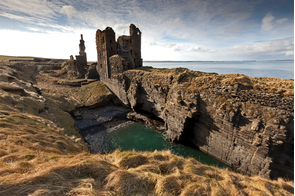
[0,64,293,195]
[0,110,293,195]
[0,55,35,62]
[136,66,294,97]
[0,55,67,63]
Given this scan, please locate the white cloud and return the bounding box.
[276,18,288,24]
[0,0,77,32]
[171,18,183,26]
[0,0,293,61]
[261,13,275,31]
[147,42,183,52]
[60,5,76,18]
[187,46,213,53]
[165,43,177,48]
[0,0,59,22]
[186,37,294,57]
[172,45,181,51]
[147,41,157,46]
[0,28,98,60]
[285,51,294,56]
[223,37,294,56]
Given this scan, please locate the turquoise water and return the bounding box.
[108,122,227,168]
[144,61,294,79]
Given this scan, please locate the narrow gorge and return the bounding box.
[102,67,294,179]
[1,62,293,181]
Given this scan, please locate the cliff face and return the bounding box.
[103,68,294,179]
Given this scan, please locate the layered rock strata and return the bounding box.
[102,69,294,179]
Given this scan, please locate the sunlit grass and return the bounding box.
[0,63,293,195]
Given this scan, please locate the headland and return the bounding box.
[0,24,293,195]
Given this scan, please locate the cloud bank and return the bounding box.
[0,0,293,60]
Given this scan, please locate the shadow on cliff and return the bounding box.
[269,117,294,180]
[178,98,212,151]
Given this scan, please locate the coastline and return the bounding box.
[143,60,294,63]
[0,61,293,195]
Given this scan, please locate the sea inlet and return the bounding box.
[75,106,227,168]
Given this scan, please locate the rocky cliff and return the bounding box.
[103,67,294,179]
[0,62,294,195]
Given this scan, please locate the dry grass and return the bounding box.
[0,55,66,63]
[135,67,294,97]
[0,104,293,195]
[0,64,293,195]
[0,55,35,62]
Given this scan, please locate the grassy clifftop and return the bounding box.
[0,107,293,195]
[0,63,293,195]
[136,66,294,97]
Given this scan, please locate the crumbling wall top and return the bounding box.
[130,24,141,36]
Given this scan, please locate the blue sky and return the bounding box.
[0,0,293,61]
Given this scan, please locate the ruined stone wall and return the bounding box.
[129,24,142,68]
[96,24,142,80]
[96,27,116,79]
[109,55,129,77]
[76,55,87,66]
[117,35,131,64]
[75,34,87,66]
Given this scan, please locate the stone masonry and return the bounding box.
[75,34,87,66]
[96,24,142,80]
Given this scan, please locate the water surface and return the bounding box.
[108,122,227,168]
[144,61,294,79]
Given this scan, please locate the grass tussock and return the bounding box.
[0,115,294,196]
[0,64,293,195]
[0,106,293,195]
[136,66,294,97]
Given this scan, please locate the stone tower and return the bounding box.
[129,24,142,68]
[96,24,142,80]
[96,27,116,79]
[75,34,87,66]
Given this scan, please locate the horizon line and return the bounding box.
[143,60,294,62]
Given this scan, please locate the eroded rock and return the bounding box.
[102,69,294,179]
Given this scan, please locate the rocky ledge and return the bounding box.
[102,67,294,179]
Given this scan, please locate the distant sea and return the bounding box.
[143,61,294,79]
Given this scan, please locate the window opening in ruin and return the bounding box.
[134,58,136,63]
[111,47,113,51]
[130,39,132,43]
[100,64,102,68]
[130,50,133,55]
[102,37,105,43]
[137,32,140,35]
[110,39,112,43]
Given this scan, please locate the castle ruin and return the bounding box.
[75,34,87,66]
[96,24,142,79]
[61,34,87,80]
